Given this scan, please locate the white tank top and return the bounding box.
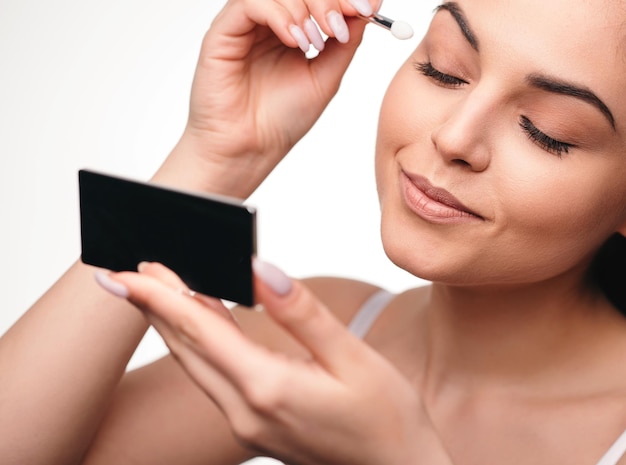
[346,289,396,338]
[596,429,626,465]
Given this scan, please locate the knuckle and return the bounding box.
[282,290,331,328]
[281,304,314,327]
[230,415,267,449]
[244,382,283,414]
[140,289,163,311]
[174,312,203,343]
[241,369,290,414]
[126,284,151,309]
[130,285,169,316]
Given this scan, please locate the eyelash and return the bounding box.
[518,116,573,158]
[415,61,574,158]
[414,61,468,88]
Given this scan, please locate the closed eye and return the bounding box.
[519,116,574,158]
[414,61,468,88]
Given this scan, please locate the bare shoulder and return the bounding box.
[233,276,386,356]
[299,276,387,322]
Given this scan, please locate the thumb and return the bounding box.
[252,259,362,377]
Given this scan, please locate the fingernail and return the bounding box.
[304,19,325,52]
[327,11,350,44]
[137,261,149,272]
[94,271,129,298]
[349,0,373,17]
[289,24,310,52]
[253,259,292,296]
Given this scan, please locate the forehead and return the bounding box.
[446,0,624,60]
[437,0,626,128]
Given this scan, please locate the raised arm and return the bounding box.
[0,261,149,465]
[0,0,374,464]
[152,0,370,196]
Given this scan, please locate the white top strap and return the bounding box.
[347,289,395,339]
[596,429,626,465]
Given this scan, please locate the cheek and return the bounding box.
[376,61,440,141]
[488,150,626,277]
[375,62,435,196]
[500,152,625,233]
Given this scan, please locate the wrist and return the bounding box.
[150,129,272,198]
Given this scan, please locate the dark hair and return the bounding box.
[589,233,626,313]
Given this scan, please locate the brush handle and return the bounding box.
[358,13,393,31]
[358,13,414,40]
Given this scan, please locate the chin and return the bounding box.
[380,221,468,284]
[379,212,534,287]
[383,244,460,285]
[376,187,495,285]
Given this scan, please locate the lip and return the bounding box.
[400,171,483,224]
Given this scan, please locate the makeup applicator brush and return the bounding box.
[360,13,414,40]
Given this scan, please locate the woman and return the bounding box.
[2,0,626,464]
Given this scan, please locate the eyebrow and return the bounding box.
[435,2,617,131]
[526,74,616,130]
[435,2,479,52]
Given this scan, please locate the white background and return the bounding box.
[0,1,434,461]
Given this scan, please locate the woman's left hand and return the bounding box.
[97,261,453,465]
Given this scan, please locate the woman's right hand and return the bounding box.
[154,0,376,197]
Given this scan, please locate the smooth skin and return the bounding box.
[0,0,374,462]
[4,0,626,464]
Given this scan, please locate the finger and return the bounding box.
[252,259,364,378]
[108,270,279,388]
[145,312,243,417]
[276,0,344,45]
[299,0,376,44]
[271,0,317,52]
[207,0,305,56]
[305,17,365,96]
[194,294,238,323]
[138,261,238,324]
[133,278,330,441]
[137,261,190,292]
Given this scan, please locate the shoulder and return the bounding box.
[233,276,388,356]
[300,276,388,324]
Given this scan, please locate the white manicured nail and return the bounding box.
[289,24,310,52]
[304,19,325,52]
[95,271,129,298]
[327,11,350,44]
[349,0,373,17]
[253,259,292,297]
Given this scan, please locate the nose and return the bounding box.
[430,89,494,172]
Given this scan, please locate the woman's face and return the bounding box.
[375,0,626,286]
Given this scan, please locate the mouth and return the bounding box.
[400,171,484,223]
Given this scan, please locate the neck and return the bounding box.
[416,269,618,398]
